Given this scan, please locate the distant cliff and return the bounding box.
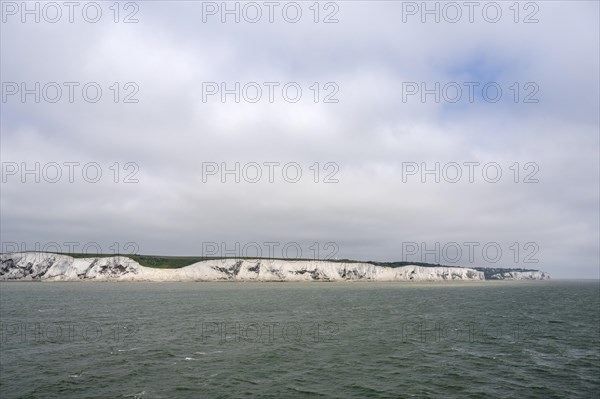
[489,271,550,280]
[1,252,487,282]
[0,253,549,282]
[473,267,550,280]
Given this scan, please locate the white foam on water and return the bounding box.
[117,348,140,352]
[124,391,146,398]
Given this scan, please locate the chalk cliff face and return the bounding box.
[489,271,550,280]
[0,253,488,282]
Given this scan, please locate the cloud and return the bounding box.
[1,1,598,278]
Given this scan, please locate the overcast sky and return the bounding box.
[1,1,598,278]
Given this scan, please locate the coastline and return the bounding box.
[0,252,551,282]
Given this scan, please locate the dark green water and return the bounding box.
[0,281,598,398]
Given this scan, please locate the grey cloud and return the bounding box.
[1,1,598,278]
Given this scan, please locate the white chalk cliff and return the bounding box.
[0,252,492,282]
[489,271,550,280]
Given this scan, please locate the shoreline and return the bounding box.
[0,252,552,282]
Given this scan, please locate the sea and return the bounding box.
[0,281,598,398]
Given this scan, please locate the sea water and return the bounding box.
[0,281,598,398]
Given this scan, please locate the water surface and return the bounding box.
[1,281,598,398]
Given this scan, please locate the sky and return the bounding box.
[1,0,599,279]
